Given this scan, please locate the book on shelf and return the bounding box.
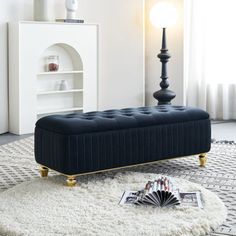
[119,176,203,208]
[56,19,84,23]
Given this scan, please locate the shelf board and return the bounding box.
[37,70,83,76]
[37,107,83,115]
[20,21,98,26]
[37,89,83,95]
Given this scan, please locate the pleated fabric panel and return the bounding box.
[35,119,211,176]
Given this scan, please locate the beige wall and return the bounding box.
[145,0,184,106]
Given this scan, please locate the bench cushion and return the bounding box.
[36,106,209,135]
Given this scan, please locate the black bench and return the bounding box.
[34,105,211,186]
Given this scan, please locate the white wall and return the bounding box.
[1,0,184,134]
[0,0,33,134]
[0,0,144,134]
[55,0,145,110]
[145,0,184,106]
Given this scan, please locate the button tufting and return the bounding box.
[84,117,94,120]
[36,105,210,135]
[140,111,151,115]
[105,116,114,119]
[65,114,77,118]
[121,113,133,117]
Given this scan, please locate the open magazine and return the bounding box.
[119,176,203,208]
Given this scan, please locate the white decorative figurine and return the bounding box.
[65,0,78,20]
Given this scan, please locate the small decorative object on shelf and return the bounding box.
[65,0,78,20]
[47,55,59,72]
[59,80,68,91]
[34,0,50,21]
[56,0,84,23]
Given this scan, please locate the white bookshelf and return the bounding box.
[9,21,98,134]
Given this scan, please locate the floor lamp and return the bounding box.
[150,1,177,105]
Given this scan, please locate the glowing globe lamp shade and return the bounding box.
[150,2,177,28]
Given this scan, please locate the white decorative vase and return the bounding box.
[34,0,50,21]
[65,0,78,19]
[59,80,68,91]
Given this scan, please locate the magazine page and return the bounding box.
[144,193,160,206]
[119,191,140,205]
[142,195,157,206]
[179,191,203,208]
[162,190,180,207]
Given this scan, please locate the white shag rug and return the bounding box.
[0,172,227,236]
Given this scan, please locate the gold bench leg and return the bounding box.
[66,176,77,187]
[40,166,49,177]
[199,153,207,167]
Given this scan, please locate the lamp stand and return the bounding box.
[153,28,176,105]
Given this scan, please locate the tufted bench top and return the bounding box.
[36,106,209,135]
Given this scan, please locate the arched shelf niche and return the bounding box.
[38,43,83,72]
[36,43,84,118]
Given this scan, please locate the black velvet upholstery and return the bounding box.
[35,106,211,175]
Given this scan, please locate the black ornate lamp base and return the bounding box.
[153,89,176,105]
[153,28,176,105]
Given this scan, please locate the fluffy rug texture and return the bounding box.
[0,172,227,236]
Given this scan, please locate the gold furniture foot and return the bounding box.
[40,166,49,177]
[66,177,77,187]
[199,154,207,167]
